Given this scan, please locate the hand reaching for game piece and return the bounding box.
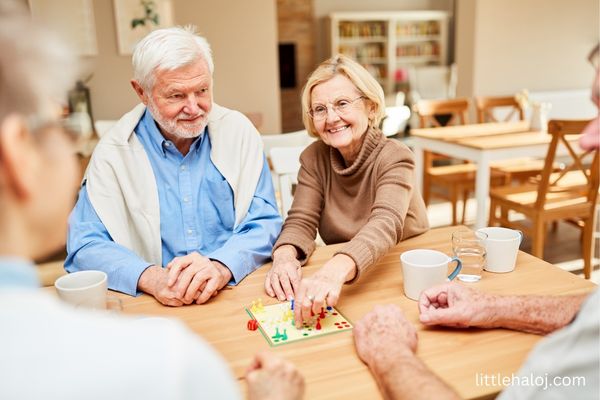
[266,245,302,301]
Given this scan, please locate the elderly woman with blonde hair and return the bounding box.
[265,54,429,326]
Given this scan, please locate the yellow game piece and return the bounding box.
[257,298,264,312]
[250,300,257,313]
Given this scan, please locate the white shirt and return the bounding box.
[499,290,599,399]
[0,259,241,400]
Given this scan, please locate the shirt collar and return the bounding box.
[141,108,206,157]
[0,256,40,289]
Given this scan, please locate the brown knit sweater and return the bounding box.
[273,127,429,282]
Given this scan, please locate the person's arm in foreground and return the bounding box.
[246,351,304,400]
[354,305,460,400]
[419,282,589,335]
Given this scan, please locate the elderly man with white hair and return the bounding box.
[66,26,282,306]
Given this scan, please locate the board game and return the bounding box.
[245,299,353,346]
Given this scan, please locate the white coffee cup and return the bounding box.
[400,249,462,301]
[476,227,523,273]
[54,270,108,309]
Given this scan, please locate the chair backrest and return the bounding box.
[535,119,599,209]
[475,96,525,123]
[261,130,315,159]
[270,145,305,218]
[415,98,470,128]
[408,64,458,102]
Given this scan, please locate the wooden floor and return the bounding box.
[427,198,600,284]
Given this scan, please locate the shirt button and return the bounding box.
[187,229,193,235]
[181,165,186,171]
[183,196,189,203]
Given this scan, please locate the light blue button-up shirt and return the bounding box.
[66,109,282,296]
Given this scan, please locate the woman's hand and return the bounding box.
[294,254,356,328]
[265,245,302,301]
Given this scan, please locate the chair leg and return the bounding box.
[532,218,546,259]
[551,221,558,232]
[582,217,593,279]
[489,198,496,226]
[460,190,469,225]
[423,175,431,206]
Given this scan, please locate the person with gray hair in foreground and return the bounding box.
[0,2,303,399]
[66,26,282,306]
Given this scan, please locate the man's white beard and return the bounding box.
[147,99,208,139]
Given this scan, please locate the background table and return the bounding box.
[104,226,596,399]
[410,121,580,228]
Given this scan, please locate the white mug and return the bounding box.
[400,249,462,301]
[477,227,523,273]
[54,270,108,309]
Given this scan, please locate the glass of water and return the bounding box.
[452,230,487,282]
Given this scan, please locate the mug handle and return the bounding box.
[516,230,524,245]
[447,257,462,281]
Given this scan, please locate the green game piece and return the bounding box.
[303,333,308,336]
[281,329,288,340]
[271,327,282,339]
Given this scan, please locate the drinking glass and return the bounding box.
[452,230,487,282]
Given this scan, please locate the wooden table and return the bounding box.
[410,121,580,228]
[98,226,596,399]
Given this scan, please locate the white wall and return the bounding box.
[37,0,281,133]
[457,0,599,98]
[173,0,281,132]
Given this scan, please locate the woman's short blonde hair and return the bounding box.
[301,54,386,137]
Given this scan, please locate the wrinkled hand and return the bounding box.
[353,305,418,371]
[167,252,232,304]
[265,245,302,301]
[294,255,355,328]
[418,282,496,328]
[138,265,185,307]
[246,351,304,400]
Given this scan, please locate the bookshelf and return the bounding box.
[329,11,449,96]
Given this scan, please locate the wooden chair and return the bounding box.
[475,96,524,123]
[489,119,599,279]
[476,95,552,184]
[415,98,506,225]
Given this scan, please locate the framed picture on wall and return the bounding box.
[29,0,98,56]
[113,0,174,55]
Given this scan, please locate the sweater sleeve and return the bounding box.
[336,143,418,282]
[272,144,323,264]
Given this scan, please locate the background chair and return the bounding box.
[269,146,305,218]
[415,98,506,225]
[408,64,458,103]
[475,95,524,123]
[489,119,598,279]
[475,95,552,185]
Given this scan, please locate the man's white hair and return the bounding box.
[132,26,214,91]
[0,0,76,124]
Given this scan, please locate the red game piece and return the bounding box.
[316,318,321,330]
[319,308,326,319]
[310,309,315,317]
[247,319,258,331]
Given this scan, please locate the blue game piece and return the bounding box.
[290,298,295,310]
[326,306,332,311]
